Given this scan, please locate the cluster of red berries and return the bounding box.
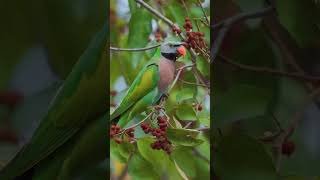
[140,116,172,154]
[183,17,207,52]
[110,124,136,144]
[281,140,295,157]
[183,17,193,31]
[172,25,182,35]
[110,124,122,144]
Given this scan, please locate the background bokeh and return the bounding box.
[213,0,320,179]
[0,0,107,178]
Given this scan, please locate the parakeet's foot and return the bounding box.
[161,93,169,101]
[151,105,165,112]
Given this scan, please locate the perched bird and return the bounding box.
[111,41,186,127]
[0,22,107,179]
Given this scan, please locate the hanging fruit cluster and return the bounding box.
[110,124,135,144]
[141,115,172,154]
[172,17,206,53]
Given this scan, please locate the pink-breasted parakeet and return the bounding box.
[110,41,186,127]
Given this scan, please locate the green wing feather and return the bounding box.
[110,63,159,121]
[0,22,107,179]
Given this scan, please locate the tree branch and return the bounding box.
[178,79,209,88]
[110,44,161,52]
[136,0,174,27]
[211,6,274,63]
[197,0,209,25]
[218,54,320,82]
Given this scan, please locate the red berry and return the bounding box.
[282,140,295,156]
[157,116,166,123]
[115,125,121,131]
[110,90,117,96]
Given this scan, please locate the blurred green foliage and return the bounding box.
[214,0,320,179]
[0,0,107,179]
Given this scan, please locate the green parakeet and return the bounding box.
[0,21,107,179]
[110,41,186,127]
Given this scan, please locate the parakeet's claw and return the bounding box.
[151,105,165,112]
[161,93,169,101]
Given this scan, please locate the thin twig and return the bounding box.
[218,54,320,82]
[194,17,209,27]
[179,79,208,88]
[197,0,209,25]
[168,64,195,92]
[197,127,210,132]
[160,109,174,128]
[212,6,274,29]
[110,44,161,52]
[273,87,320,172]
[271,113,284,132]
[184,122,193,128]
[211,6,274,63]
[135,0,174,27]
[181,0,190,18]
[114,113,154,136]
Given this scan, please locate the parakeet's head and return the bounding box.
[160,41,187,61]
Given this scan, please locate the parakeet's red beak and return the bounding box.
[177,45,186,57]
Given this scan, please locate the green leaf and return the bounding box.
[110,140,135,163]
[137,137,182,179]
[172,146,196,178]
[137,137,168,170]
[176,88,195,103]
[128,152,160,180]
[276,0,320,47]
[165,0,186,27]
[215,133,278,180]
[213,84,272,127]
[167,128,203,146]
[175,103,197,121]
[127,6,152,68]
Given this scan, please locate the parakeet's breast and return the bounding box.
[157,57,176,93]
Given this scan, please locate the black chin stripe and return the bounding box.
[161,52,178,61]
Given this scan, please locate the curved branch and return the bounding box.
[110,44,161,52]
[136,0,174,27]
[218,54,320,82]
[211,6,274,63]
